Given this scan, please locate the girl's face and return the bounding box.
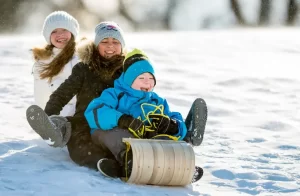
[131,72,155,92]
[50,28,72,49]
[98,37,122,58]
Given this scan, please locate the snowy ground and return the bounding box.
[0,28,300,195]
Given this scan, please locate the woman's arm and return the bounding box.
[44,62,84,116]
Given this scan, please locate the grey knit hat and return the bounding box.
[94,21,125,49]
[42,11,79,44]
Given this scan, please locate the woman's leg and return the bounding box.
[184,98,207,146]
[26,105,71,147]
[66,124,113,170]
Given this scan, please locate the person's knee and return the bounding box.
[67,142,107,170]
[91,130,106,146]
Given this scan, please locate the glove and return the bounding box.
[166,118,179,135]
[148,114,170,134]
[149,114,179,135]
[118,114,145,138]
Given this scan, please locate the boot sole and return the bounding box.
[192,166,204,183]
[190,98,207,146]
[26,105,63,147]
[97,158,121,178]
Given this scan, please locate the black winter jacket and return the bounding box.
[45,40,123,127]
[44,39,123,169]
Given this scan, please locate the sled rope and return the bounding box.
[125,141,131,181]
[139,103,180,140]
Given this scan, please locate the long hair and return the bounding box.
[32,35,76,82]
[89,44,124,78]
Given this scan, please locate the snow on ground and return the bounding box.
[0,28,299,195]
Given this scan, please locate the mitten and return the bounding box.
[148,114,170,134]
[165,119,179,135]
[118,114,145,138]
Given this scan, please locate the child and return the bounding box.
[85,48,187,140]
[84,49,206,182]
[32,11,79,117]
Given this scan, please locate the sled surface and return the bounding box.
[122,138,195,186]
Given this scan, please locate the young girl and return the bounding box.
[32,11,79,117]
[84,49,207,182]
[26,21,126,169]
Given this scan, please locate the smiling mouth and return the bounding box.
[104,51,115,58]
[56,39,68,43]
[141,88,150,92]
[105,51,114,54]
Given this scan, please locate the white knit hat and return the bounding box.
[94,21,125,49]
[42,11,79,44]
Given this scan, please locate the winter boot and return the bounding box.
[97,149,133,179]
[192,166,204,183]
[97,158,121,178]
[184,98,207,146]
[26,105,71,147]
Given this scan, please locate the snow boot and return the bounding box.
[184,98,207,146]
[97,158,121,178]
[192,166,204,183]
[97,149,133,179]
[26,105,71,147]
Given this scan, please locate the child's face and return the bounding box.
[131,72,155,92]
[98,37,122,58]
[50,28,72,49]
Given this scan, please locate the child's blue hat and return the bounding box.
[123,48,156,86]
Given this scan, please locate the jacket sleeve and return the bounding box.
[44,63,84,116]
[162,99,187,140]
[32,62,49,110]
[84,88,123,131]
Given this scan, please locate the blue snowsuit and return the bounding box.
[84,69,187,140]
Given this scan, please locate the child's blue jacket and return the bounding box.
[84,73,187,140]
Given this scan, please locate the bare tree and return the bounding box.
[230,0,245,25]
[0,0,24,33]
[259,0,270,25]
[287,0,298,25]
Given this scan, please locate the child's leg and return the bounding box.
[92,128,133,177]
[91,128,133,165]
[184,98,207,146]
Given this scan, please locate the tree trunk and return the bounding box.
[259,0,270,25]
[230,0,245,25]
[287,0,298,25]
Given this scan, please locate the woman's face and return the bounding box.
[50,28,72,49]
[98,37,122,58]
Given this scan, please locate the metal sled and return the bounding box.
[122,138,195,186]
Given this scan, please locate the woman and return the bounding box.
[26,21,126,170]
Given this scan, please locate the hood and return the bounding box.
[76,37,124,83]
[76,38,95,65]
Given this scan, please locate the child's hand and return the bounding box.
[148,114,170,134]
[118,114,145,138]
[149,114,179,135]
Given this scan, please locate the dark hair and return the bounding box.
[89,44,124,77]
